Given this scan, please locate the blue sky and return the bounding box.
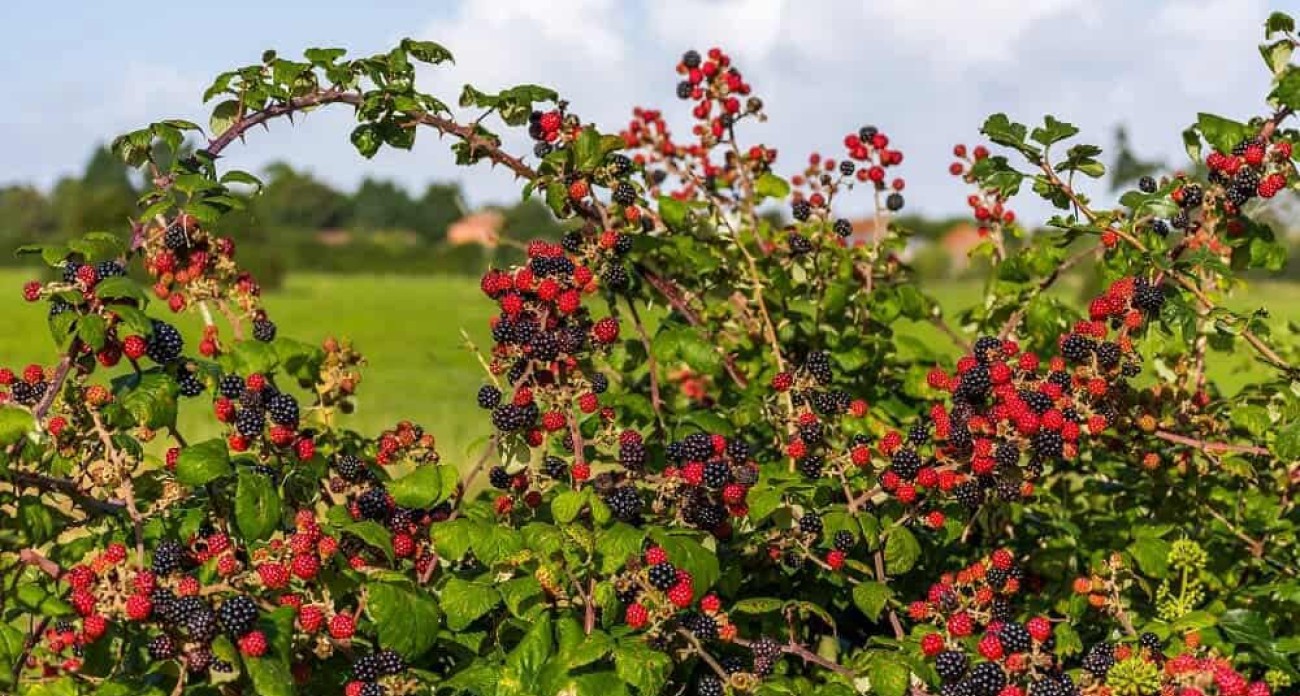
[2,0,1298,219]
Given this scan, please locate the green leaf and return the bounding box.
[77,314,107,351]
[469,522,524,565]
[732,597,784,614]
[755,173,791,200]
[574,127,604,171]
[1128,537,1171,578]
[614,641,673,696]
[96,277,147,304]
[235,470,281,541]
[1261,40,1295,75]
[243,656,294,696]
[499,576,544,617]
[441,578,501,631]
[1030,115,1080,147]
[981,113,1041,158]
[175,438,232,487]
[649,531,720,591]
[68,232,126,262]
[431,518,476,559]
[388,465,454,508]
[552,489,587,524]
[852,581,894,621]
[1196,113,1252,155]
[868,657,909,696]
[657,196,690,231]
[352,123,382,158]
[368,582,442,658]
[595,523,645,574]
[506,614,553,680]
[1266,11,1296,37]
[117,372,179,429]
[344,520,394,560]
[883,527,921,575]
[1274,422,1300,460]
[402,38,454,64]
[1053,622,1083,657]
[230,340,279,375]
[0,406,35,447]
[210,100,240,136]
[1219,609,1272,648]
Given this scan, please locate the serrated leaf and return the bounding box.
[755,173,791,200]
[868,657,909,696]
[0,406,35,447]
[68,232,126,263]
[388,464,454,508]
[117,372,179,429]
[552,489,586,524]
[175,438,232,486]
[345,520,394,560]
[614,641,672,696]
[1030,115,1080,147]
[243,656,293,696]
[883,527,920,575]
[368,582,442,658]
[657,196,689,231]
[235,469,281,541]
[852,581,894,621]
[210,100,240,136]
[441,578,501,631]
[1196,113,1252,155]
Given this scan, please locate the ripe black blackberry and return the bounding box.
[751,637,781,676]
[1151,219,1171,237]
[680,611,718,639]
[972,336,1001,361]
[798,511,823,538]
[614,233,634,255]
[1138,175,1156,193]
[788,233,813,255]
[995,476,1021,501]
[1095,342,1121,369]
[1138,632,1162,652]
[798,421,824,446]
[534,142,553,158]
[725,439,749,462]
[682,49,702,68]
[838,160,856,176]
[147,320,184,363]
[353,654,382,681]
[606,486,643,522]
[252,318,277,343]
[357,487,391,521]
[907,422,930,445]
[359,683,385,696]
[791,200,812,221]
[602,264,630,291]
[859,125,878,140]
[1171,210,1189,230]
[373,649,406,676]
[1082,643,1115,677]
[1133,280,1165,315]
[648,562,677,590]
[720,655,747,674]
[953,481,984,510]
[990,597,1013,622]
[152,540,187,575]
[886,193,905,211]
[234,408,264,438]
[607,153,633,177]
[685,499,724,530]
[619,441,647,471]
[185,646,214,673]
[542,455,567,479]
[218,374,244,399]
[681,433,713,462]
[611,182,637,206]
[217,595,259,636]
[696,675,724,696]
[1032,431,1064,458]
[957,365,991,401]
[491,404,532,432]
[832,218,853,238]
[1047,371,1072,393]
[1121,360,1141,377]
[488,466,511,490]
[890,449,922,480]
[702,461,730,488]
[947,423,973,453]
[61,261,82,283]
[185,610,219,642]
[335,454,368,482]
[994,443,1020,470]
[163,224,189,251]
[1060,333,1095,363]
[148,633,177,660]
[833,530,854,551]
[805,351,833,385]
[998,622,1031,653]
[530,331,560,361]
[561,231,584,254]
[797,454,823,479]
[1234,167,1261,192]
[267,393,299,426]
[934,650,968,682]
[1179,184,1203,208]
[968,662,1006,696]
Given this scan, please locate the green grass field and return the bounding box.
[0,270,1294,464]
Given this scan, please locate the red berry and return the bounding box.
[393,533,415,558]
[122,336,147,360]
[771,372,793,392]
[826,550,846,570]
[238,630,268,657]
[644,546,668,565]
[22,281,41,302]
[625,602,649,629]
[176,576,200,596]
[103,543,127,564]
[328,613,355,640]
[245,374,267,392]
[124,594,152,621]
[978,633,1004,660]
[257,562,290,589]
[990,549,1014,571]
[921,633,945,657]
[290,554,319,581]
[947,611,974,637]
[298,605,325,633]
[593,317,620,344]
[667,581,694,608]
[572,463,591,482]
[82,614,108,641]
[1026,617,1051,642]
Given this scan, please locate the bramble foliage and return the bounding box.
[5,14,1300,696]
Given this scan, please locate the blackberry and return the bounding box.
[798,512,823,538]
[530,332,560,361]
[1121,360,1142,377]
[935,650,968,682]
[999,622,1031,653]
[680,611,717,639]
[972,336,1001,360]
[357,487,391,521]
[648,562,677,590]
[665,441,686,463]
[96,260,127,278]
[146,320,184,363]
[252,318,277,342]
[1060,334,1095,363]
[907,422,930,445]
[148,634,177,660]
[685,499,724,530]
[805,351,833,385]
[891,449,922,480]
[788,233,813,255]
[561,231,584,254]
[620,441,647,471]
[726,439,750,462]
[606,486,643,522]
[10,381,38,406]
[152,590,182,623]
[791,200,812,221]
[1095,342,1121,369]
[185,646,213,673]
[720,655,747,674]
[968,662,1006,696]
[491,404,532,432]
[374,649,406,676]
[1138,175,1156,193]
[1234,167,1261,192]
[681,434,713,462]
[240,386,266,413]
[1047,371,1072,393]
[833,530,855,551]
[1138,632,1162,652]
[543,456,567,479]
[798,421,824,445]
[1180,184,1203,208]
[607,154,633,178]
[1151,219,1171,237]
[235,408,264,438]
[751,636,782,676]
[886,193,905,211]
[1082,643,1114,677]
[995,476,1021,501]
[219,374,244,399]
[953,481,984,509]
[1032,431,1064,458]
[61,261,82,283]
[185,610,219,642]
[797,454,823,479]
[839,160,856,176]
[335,454,368,482]
[488,466,511,490]
[534,142,553,158]
[152,540,187,575]
[1171,210,1189,230]
[354,654,382,681]
[614,233,633,255]
[696,675,724,696]
[1133,280,1165,315]
[858,125,878,141]
[602,264,630,291]
[267,393,299,426]
[164,224,189,251]
[611,182,637,206]
[588,372,609,394]
[989,597,1013,622]
[360,683,386,696]
[994,443,1020,470]
[217,595,259,636]
[702,461,730,488]
[682,50,702,68]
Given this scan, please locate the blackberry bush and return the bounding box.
[3,20,1300,696]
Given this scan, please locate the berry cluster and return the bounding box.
[618,545,736,645]
[1083,642,1273,696]
[655,431,758,534]
[143,213,272,331]
[1204,136,1293,211]
[673,48,757,145]
[213,371,313,459]
[949,143,1017,252]
[345,649,410,696]
[0,363,50,406]
[789,123,907,239]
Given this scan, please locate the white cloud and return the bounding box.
[870,0,1082,73]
